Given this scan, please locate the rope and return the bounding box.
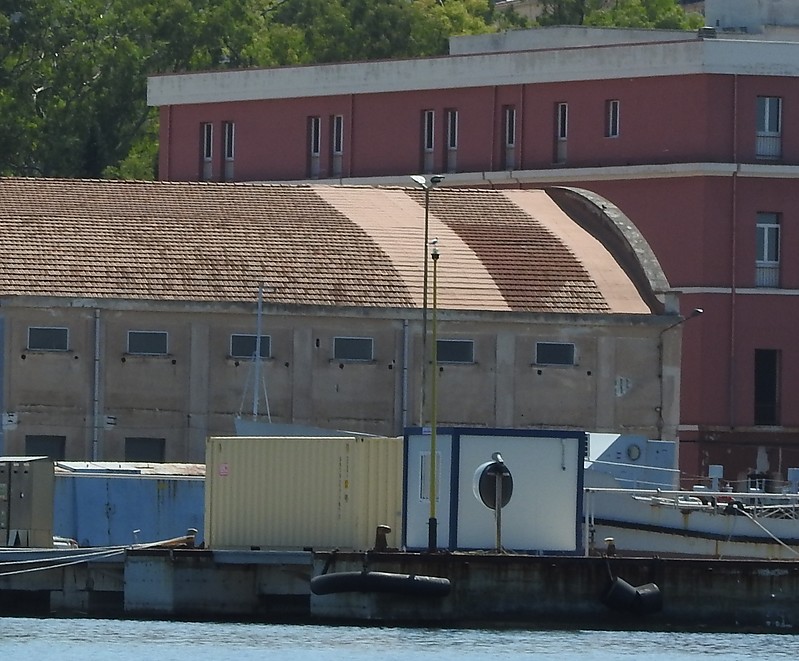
[737,508,799,557]
[0,536,196,577]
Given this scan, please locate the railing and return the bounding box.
[756,133,782,159]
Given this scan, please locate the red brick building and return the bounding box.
[148,25,799,485]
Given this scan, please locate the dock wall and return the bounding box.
[1,549,797,630]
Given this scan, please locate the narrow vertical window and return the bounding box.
[554,102,568,164]
[308,116,321,178]
[606,99,620,138]
[331,114,344,177]
[503,106,516,170]
[557,102,568,140]
[223,121,235,181]
[446,109,458,173]
[755,212,780,287]
[201,122,213,180]
[754,348,780,425]
[756,96,782,159]
[422,109,435,172]
[332,115,344,155]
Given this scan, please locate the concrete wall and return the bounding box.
[706,0,799,32]
[0,299,671,461]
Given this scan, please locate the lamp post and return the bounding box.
[428,241,440,551]
[658,307,704,444]
[410,174,444,427]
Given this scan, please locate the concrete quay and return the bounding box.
[1,548,798,630]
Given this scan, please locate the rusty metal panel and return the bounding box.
[205,436,403,551]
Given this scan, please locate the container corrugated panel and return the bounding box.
[205,436,403,551]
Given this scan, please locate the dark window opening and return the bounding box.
[754,348,780,425]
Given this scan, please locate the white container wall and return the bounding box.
[205,436,403,551]
[404,428,586,553]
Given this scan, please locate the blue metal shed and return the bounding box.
[54,462,205,547]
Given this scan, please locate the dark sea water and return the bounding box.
[0,618,795,660]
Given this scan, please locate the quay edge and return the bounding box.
[1,548,798,631]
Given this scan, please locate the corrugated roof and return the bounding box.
[0,177,651,314]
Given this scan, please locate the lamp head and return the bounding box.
[410,174,445,189]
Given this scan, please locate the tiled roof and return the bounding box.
[0,177,652,314]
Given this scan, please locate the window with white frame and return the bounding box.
[308,116,321,177]
[332,115,344,155]
[423,110,435,151]
[436,339,474,364]
[331,114,344,176]
[230,334,271,359]
[504,105,516,170]
[556,102,568,140]
[224,122,234,160]
[535,342,576,366]
[201,122,213,180]
[27,326,68,351]
[606,99,620,138]
[756,212,780,287]
[446,109,458,172]
[554,102,568,164]
[127,330,168,356]
[334,336,373,361]
[422,109,435,172]
[756,96,782,159]
[223,121,235,180]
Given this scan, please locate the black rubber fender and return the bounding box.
[310,570,451,597]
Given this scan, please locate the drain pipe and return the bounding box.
[92,309,101,461]
[401,319,409,431]
[729,74,739,431]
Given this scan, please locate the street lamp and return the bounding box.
[410,174,444,427]
[657,307,704,442]
[428,240,440,551]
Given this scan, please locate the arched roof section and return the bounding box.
[0,178,663,315]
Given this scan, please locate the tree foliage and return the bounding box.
[0,0,698,180]
[538,0,702,29]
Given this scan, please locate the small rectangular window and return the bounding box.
[201,123,213,180]
[334,336,373,361]
[125,437,166,462]
[332,115,344,155]
[436,339,474,364]
[230,334,271,359]
[309,116,321,156]
[25,435,66,460]
[756,212,780,287]
[28,327,68,351]
[756,96,782,159]
[606,99,620,138]
[757,96,781,134]
[446,109,458,150]
[224,122,235,160]
[202,123,213,160]
[556,102,568,140]
[754,348,780,426]
[128,331,168,356]
[423,110,435,152]
[535,342,575,366]
[504,106,516,148]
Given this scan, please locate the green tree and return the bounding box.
[0,0,515,178]
[538,0,701,29]
[586,0,703,29]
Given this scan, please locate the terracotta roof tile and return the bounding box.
[0,178,650,315]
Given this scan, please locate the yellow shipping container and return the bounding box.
[205,436,403,551]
